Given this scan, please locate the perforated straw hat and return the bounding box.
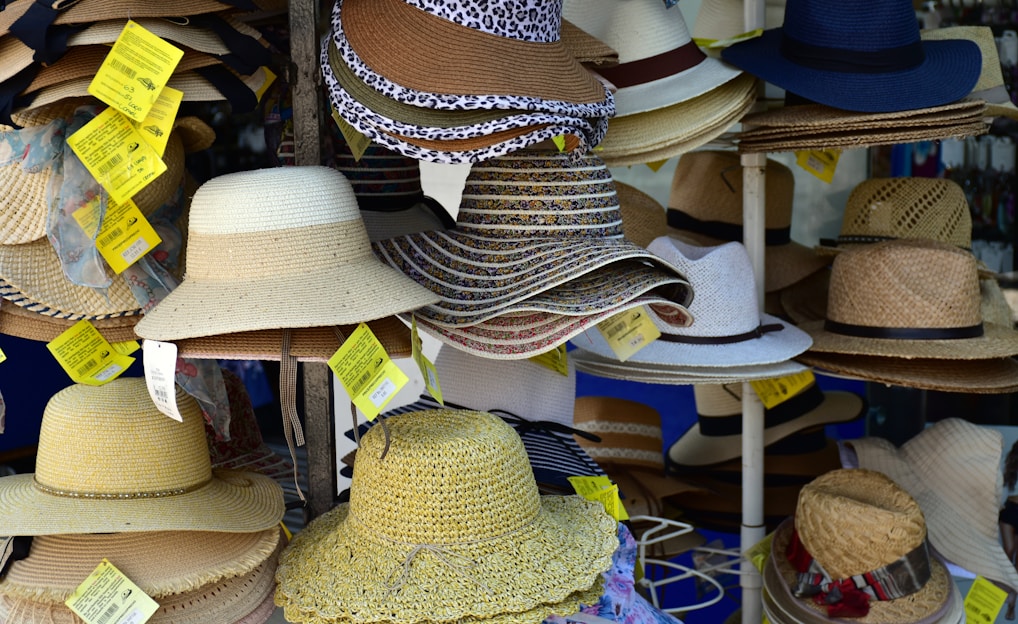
[134,166,438,341]
[275,409,617,624]
[0,377,285,535]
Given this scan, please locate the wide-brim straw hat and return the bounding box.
[666,150,828,293]
[275,409,618,624]
[0,301,140,342]
[719,0,980,113]
[922,26,1018,120]
[567,347,810,384]
[135,166,438,341]
[799,351,1018,394]
[0,377,284,535]
[667,382,863,468]
[845,418,1018,592]
[798,239,1018,359]
[330,0,612,117]
[0,0,248,37]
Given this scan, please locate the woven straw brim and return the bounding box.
[560,19,618,67]
[237,589,277,624]
[24,46,221,94]
[336,0,610,108]
[605,466,705,517]
[616,182,667,248]
[0,302,140,342]
[667,391,863,467]
[764,519,953,624]
[0,156,52,245]
[737,121,989,153]
[799,319,1018,359]
[799,352,1018,394]
[0,0,239,35]
[176,318,413,361]
[739,99,986,129]
[608,52,745,119]
[275,496,615,624]
[0,528,279,602]
[569,346,809,384]
[738,107,988,144]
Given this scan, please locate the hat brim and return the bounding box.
[721,30,981,113]
[0,468,283,535]
[0,0,238,35]
[690,437,844,479]
[798,319,1018,359]
[739,99,986,130]
[610,53,743,117]
[569,346,810,384]
[737,120,988,154]
[800,352,1018,394]
[0,301,140,342]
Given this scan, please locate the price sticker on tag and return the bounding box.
[331,108,371,161]
[67,107,168,203]
[65,558,159,624]
[645,159,669,172]
[595,306,660,362]
[47,320,135,386]
[132,86,182,156]
[529,344,569,376]
[567,476,629,522]
[749,370,816,409]
[964,576,1007,624]
[744,531,775,574]
[73,196,162,273]
[142,340,182,421]
[795,149,841,183]
[328,323,408,420]
[87,20,184,121]
[411,316,443,404]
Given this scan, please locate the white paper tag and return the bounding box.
[142,340,181,421]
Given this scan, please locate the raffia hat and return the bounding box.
[0,377,285,535]
[763,469,953,623]
[798,351,1018,394]
[667,151,829,293]
[135,166,438,340]
[275,409,618,624]
[798,239,1018,359]
[845,418,1018,592]
[922,26,1018,121]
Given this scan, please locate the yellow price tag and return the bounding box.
[111,340,140,356]
[73,196,162,273]
[595,306,660,362]
[65,558,159,624]
[46,320,135,386]
[0,347,6,365]
[279,521,293,542]
[254,66,277,103]
[749,370,816,409]
[567,475,630,522]
[744,531,774,574]
[87,21,184,121]
[645,159,669,172]
[551,134,567,153]
[529,344,569,376]
[692,29,763,49]
[965,576,1007,623]
[411,316,443,405]
[67,107,168,203]
[328,323,408,420]
[795,149,841,183]
[132,86,182,156]
[331,109,371,161]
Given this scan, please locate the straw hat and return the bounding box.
[134,166,438,340]
[798,351,1018,394]
[736,117,988,154]
[0,377,284,535]
[559,19,618,67]
[763,469,952,623]
[684,435,845,480]
[615,182,667,248]
[0,301,140,342]
[846,418,1018,592]
[667,151,829,293]
[737,98,987,132]
[330,0,613,117]
[720,0,980,112]
[573,239,812,367]
[275,409,618,624]
[922,26,1018,120]
[567,346,810,384]
[798,239,1018,359]
[0,0,248,37]
[667,382,863,468]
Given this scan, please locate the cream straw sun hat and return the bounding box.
[922,26,1018,120]
[134,166,438,340]
[275,409,618,624]
[0,377,284,535]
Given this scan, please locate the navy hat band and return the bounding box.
[779,33,926,74]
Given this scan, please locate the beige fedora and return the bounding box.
[922,25,1018,120]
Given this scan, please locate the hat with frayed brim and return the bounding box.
[0,301,140,342]
[800,351,1018,394]
[922,26,1018,121]
[846,418,1018,593]
[275,409,617,624]
[0,377,284,535]
[135,166,439,341]
[719,0,981,113]
[798,239,1018,359]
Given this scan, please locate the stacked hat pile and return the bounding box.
[0,378,287,623]
[720,0,991,152]
[320,0,617,164]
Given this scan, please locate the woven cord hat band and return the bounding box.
[697,383,825,437]
[657,323,784,345]
[32,475,213,499]
[779,33,926,74]
[819,234,973,252]
[667,209,791,245]
[596,41,706,89]
[823,319,984,340]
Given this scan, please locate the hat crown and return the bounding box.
[781,0,921,53]
[826,239,981,329]
[840,178,972,248]
[572,396,663,470]
[795,469,926,579]
[34,378,212,497]
[562,0,693,63]
[457,152,624,239]
[349,410,542,544]
[404,0,562,42]
[693,383,744,417]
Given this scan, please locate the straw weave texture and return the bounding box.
[568,347,809,384]
[24,46,221,94]
[616,182,667,248]
[798,351,1018,394]
[923,26,1018,119]
[572,396,663,470]
[739,99,986,129]
[0,302,139,343]
[0,0,238,35]
[737,121,988,153]
[560,19,618,66]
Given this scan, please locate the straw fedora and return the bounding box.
[573,239,812,367]
[275,409,618,624]
[845,418,1018,592]
[0,378,284,535]
[798,351,1018,394]
[666,151,829,293]
[763,469,953,623]
[719,0,981,113]
[922,26,1018,121]
[329,0,613,117]
[134,166,438,340]
[667,382,863,468]
[567,346,810,385]
[798,239,1018,359]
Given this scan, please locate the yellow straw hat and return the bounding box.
[275,409,618,624]
[0,377,285,535]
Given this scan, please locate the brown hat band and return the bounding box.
[667,209,791,245]
[597,40,706,89]
[824,319,984,340]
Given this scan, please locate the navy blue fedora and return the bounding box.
[721,0,981,113]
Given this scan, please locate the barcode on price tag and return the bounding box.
[142,340,182,421]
